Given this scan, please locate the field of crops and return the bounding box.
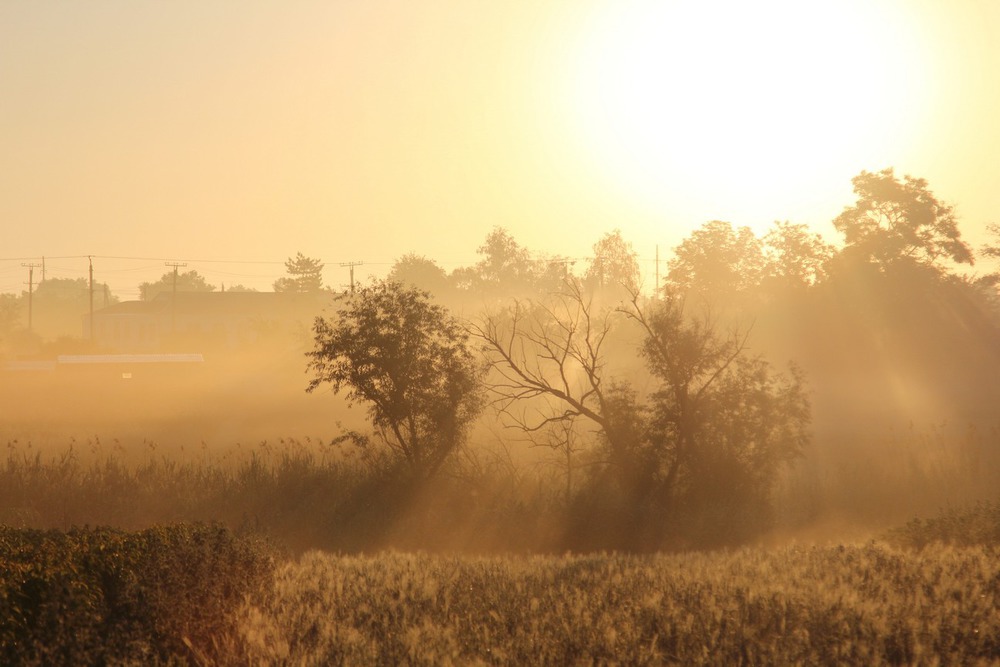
[239,543,1000,665]
[2,522,999,664]
[3,441,999,664]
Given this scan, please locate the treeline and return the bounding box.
[4,167,1000,548]
[299,168,1000,548]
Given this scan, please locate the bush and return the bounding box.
[884,501,1000,549]
[0,523,275,665]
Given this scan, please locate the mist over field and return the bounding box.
[3,174,1000,551]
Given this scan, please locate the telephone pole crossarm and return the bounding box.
[339,261,363,294]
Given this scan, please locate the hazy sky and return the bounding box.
[2,0,999,298]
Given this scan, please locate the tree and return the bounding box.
[0,293,21,336]
[585,229,640,293]
[139,271,215,301]
[666,220,765,305]
[222,284,258,293]
[274,253,324,293]
[307,280,484,479]
[387,254,452,298]
[0,293,25,358]
[29,278,118,340]
[472,278,809,547]
[832,168,973,270]
[625,293,808,543]
[457,227,539,295]
[762,221,835,289]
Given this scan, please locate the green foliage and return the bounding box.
[308,280,484,479]
[241,545,1000,665]
[0,523,275,666]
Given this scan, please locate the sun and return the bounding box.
[564,0,930,231]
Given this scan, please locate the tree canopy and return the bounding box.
[832,168,973,270]
[387,254,451,297]
[666,220,765,303]
[585,229,640,293]
[472,278,809,547]
[307,280,483,478]
[274,253,325,292]
[139,270,215,301]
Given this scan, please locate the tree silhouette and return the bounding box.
[274,253,324,292]
[307,280,483,479]
[833,168,972,270]
[453,227,539,295]
[762,221,835,289]
[666,221,765,304]
[585,229,640,293]
[387,254,451,298]
[139,271,214,301]
[472,278,809,546]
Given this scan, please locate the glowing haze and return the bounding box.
[1,0,998,298]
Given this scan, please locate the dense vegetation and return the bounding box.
[241,542,1000,665]
[0,523,274,665]
[3,511,999,665]
[3,169,1000,661]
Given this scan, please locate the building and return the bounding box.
[85,291,331,352]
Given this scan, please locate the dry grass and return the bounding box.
[239,543,1000,665]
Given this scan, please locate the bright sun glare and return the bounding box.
[567,0,929,229]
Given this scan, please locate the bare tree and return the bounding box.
[471,277,809,544]
[469,278,615,438]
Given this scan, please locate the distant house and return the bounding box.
[85,291,331,352]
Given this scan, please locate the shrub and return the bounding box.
[0,523,275,665]
[884,501,1000,549]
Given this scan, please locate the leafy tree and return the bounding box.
[456,227,539,295]
[139,271,215,301]
[222,284,258,293]
[585,229,640,293]
[273,253,325,293]
[832,168,973,270]
[27,278,118,340]
[387,254,452,298]
[307,280,484,478]
[473,278,808,547]
[0,293,21,336]
[762,221,835,288]
[666,221,765,304]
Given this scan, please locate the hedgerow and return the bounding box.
[0,523,275,666]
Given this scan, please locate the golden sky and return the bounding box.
[2,0,999,297]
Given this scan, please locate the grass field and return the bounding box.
[238,543,1000,665]
[2,440,999,664]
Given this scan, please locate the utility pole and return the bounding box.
[340,261,362,294]
[550,258,575,278]
[88,256,94,340]
[165,262,187,334]
[22,262,41,331]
